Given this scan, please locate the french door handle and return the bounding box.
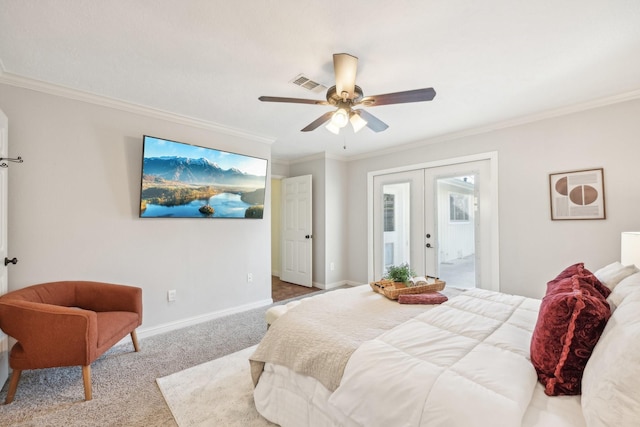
[426,243,434,248]
[4,257,18,266]
[305,234,313,239]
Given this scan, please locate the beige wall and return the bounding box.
[346,98,640,298]
[4,78,639,330]
[0,83,272,336]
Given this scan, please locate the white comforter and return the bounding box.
[326,289,542,427]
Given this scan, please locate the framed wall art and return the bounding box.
[549,168,605,220]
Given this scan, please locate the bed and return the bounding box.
[250,261,640,427]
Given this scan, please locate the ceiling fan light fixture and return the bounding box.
[350,111,367,133]
[331,108,349,128]
[260,53,435,134]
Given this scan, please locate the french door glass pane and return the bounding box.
[382,182,410,274]
[436,175,476,288]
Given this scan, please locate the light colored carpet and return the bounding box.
[0,305,270,426]
[0,290,335,425]
[157,345,276,427]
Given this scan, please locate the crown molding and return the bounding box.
[346,88,640,162]
[286,151,349,166]
[0,72,276,145]
[4,69,638,164]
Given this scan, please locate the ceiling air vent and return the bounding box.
[290,74,327,94]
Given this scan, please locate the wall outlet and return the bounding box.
[247,273,253,283]
[167,289,176,302]
[330,262,335,271]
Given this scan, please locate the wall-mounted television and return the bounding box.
[139,135,268,218]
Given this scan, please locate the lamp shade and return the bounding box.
[325,122,340,134]
[621,232,640,267]
[350,111,367,133]
[331,108,349,128]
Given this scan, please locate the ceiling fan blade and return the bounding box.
[359,87,436,107]
[333,53,358,100]
[301,111,335,132]
[259,96,329,105]
[357,109,389,132]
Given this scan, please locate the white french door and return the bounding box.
[280,175,313,287]
[371,155,498,291]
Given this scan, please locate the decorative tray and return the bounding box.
[370,277,446,300]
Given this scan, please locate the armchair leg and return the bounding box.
[5,369,22,404]
[82,365,92,401]
[131,330,140,352]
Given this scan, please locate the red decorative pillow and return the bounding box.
[530,275,611,395]
[551,262,611,299]
[398,292,448,305]
[579,274,611,299]
[555,262,591,280]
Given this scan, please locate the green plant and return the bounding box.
[384,263,416,284]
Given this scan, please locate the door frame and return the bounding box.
[367,152,500,290]
[0,109,8,387]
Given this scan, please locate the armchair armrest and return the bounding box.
[0,300,98,367]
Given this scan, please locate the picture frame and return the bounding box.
[549,168,605,220]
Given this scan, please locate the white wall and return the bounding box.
[0,84,272,335]
[347,99,640,298]
[324,157,348,287]
[5,80,638,319]
[271,160,289,177]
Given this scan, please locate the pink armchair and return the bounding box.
[0,281,143,403]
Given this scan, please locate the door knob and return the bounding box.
[4,257,18,266]
[426,243,433,248]
[305,234,313,239]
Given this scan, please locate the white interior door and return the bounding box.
[0,110,9,387]
[280,175,313,287]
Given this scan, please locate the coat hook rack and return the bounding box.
[0,156,23,168]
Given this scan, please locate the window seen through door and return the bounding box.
[383,194,395,231]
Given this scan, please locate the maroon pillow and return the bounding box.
[555,262,591,280]
[530,275,611,395]
[551,262,611,299]
[546,275,610,300]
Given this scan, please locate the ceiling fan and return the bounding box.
[259,53,436,134]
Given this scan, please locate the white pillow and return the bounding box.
[607,271,640,311]
[593,262,638,291]
[582,290,640,427]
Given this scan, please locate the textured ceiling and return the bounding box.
[1,1,640,161]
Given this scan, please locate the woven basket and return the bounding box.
[370,278,446,300]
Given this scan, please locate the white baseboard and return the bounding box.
[312,280,353,290]
[344,280,365,287]
[117,298,273,345]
